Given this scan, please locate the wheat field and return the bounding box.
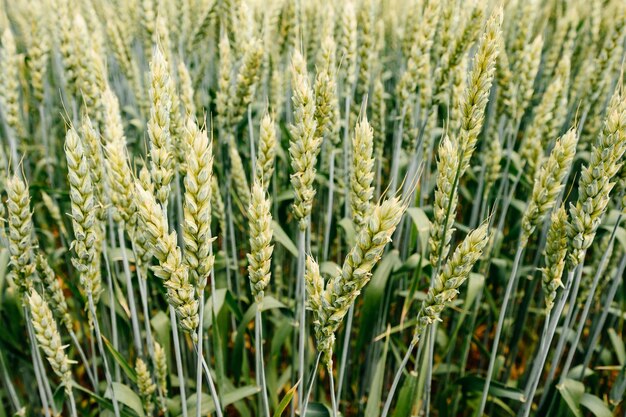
[0,0,625,416]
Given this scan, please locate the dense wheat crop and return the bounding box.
[0,0,625,416]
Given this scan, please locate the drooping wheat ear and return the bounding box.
[0,28,26,139]
[5,175,36,296]
[26,12,50,103]
[102,87,135,225]
[136,358,157,415]
[216,33,233,134]
[135,182,199,337]
[255,113,277,192]
[314,35,340,146]
[350,116,375,231]
[35,254,72,331]
[520,54,570,181]
[457,7,502,175]
[312,197,407,366]
[65,127,102,302]
[28,290,74,392]
[567,88,626,268]
[230,37,264,125]
[513,35,543,121]
[337,0,357,97]
[228,139,251,209]
[153,341,168,397]
[148,45,175,207]
[520,129,578,246]
[542,206,568,312]
[415,223,489,342]
[178,61,196,117]
[289,50,322,231]
[247,181,274,303]
[182,118,214,290]
[429,135,460,267]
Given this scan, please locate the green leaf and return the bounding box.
[357,251,401,352]
[272,220,298,257]
[102,337,138,384]
[106,383,145,417]
[73,383,138,417]
[365,329,390,417]
[456,375,524,402]
[406,207,430,250]
[557,378,585,417]
[305,402,331,417]
[181,385,260,417]
[580,394,612,417]
[338,218,356,248]
[272,381,300,417]
[391,371,418,417]
[608,328,625,365]
[232,299,289,381]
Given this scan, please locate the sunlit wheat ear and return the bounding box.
[520,129,578,246]
[134,182,199,337]
[136,358,157,415]
[29,290,74,392]
[350,116,375,231]
[255,113,277,193]
[5,175,36,297]
[148,45,174,207]
[415,223,489,342]
[289,50,322,231]
[567,88,626,268]
[457,6,502,175]
[313,196,407,366]
[428,135,459,267]
[65,128,102,303]
[182,117,214,290]
[542,206,568,312]
[247,181,274,303]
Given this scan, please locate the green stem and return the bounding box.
[477,243,525,416]
[87,293,120,417]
